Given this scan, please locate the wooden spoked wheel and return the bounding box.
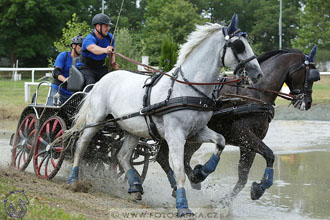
[11,113,37,171]
[33,116,66,179]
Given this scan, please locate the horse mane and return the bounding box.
[176,23,222,66]
[257,48,304,64]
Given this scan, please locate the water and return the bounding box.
[1,120,330,219]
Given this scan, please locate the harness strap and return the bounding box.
[143,73,164,140]
[178,67,214,102]
[84,96,216,129]
[213,103,274,121]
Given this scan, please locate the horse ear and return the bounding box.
[228,13,239,34]
[308,45,317,62]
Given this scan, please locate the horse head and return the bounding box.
[287,45,320,110]
[222,14,263,84]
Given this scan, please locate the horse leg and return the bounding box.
[155,142,177,197]
[165,129,194,217]
[230,147,256,199]
[156,142,203,198]
[67,126,100,185]
[218,147,256,210]
[251,148,274,200]
[116,133,143,200]
[187,127,225,184]
[184,143,203,190]
[238,129,274,200]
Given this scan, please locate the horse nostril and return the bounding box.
[257,73,263,80]
[306,102,312,110]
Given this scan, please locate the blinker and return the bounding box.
[308,69,320,82]
[231,39,245,54]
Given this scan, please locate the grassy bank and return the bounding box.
[0,169,90,220]
[0,168,168,220]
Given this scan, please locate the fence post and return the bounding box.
[32,69,35,82]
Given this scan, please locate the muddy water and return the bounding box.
[1,120,330,219]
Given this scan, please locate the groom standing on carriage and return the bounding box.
[77,13,119,92]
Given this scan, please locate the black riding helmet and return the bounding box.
[71,34,84,56]
[71,34,84,45]
[92,13,113,26]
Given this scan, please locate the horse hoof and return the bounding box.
[190,182,201,190]
[177,208,194,218]
[251,182,265,200]
[171,188,177,198]
[66,181,91,193]
[129,191,142,201]
[191,164,207,184]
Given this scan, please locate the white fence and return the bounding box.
[0,67,54,82]
[0,67,54,102]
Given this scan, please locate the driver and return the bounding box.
[47,34,84,105]
[77,13,119,92]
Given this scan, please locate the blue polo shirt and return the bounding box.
[77,31,115,68]
[51,51,73,96]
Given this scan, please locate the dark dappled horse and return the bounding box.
[64,14,263,216]
[156,47,320,212]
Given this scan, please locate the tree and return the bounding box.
[250,0,301,54]
[291,0,330,57]
[142,0,204,64]
[115,28,142,70]
[0,0,82,67]
[77,0,147,32]
[54,14,91,53]
[159,39,178,72]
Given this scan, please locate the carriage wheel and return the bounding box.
[33,116,66,179]
[11,113,37,171]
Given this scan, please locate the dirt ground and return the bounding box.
[0,168,177,220]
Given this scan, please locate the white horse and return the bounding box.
[66,14,263,216]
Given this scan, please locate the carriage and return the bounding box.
[9,72,158,182]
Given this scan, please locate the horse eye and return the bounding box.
[232,39,245,54]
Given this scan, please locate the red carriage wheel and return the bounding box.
[11,113,38,171]
[33,116,66,179]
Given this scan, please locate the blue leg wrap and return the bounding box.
[176,187,188,209]
[167,170,177,189]
[67,166,79,184]
[201,154,220,177]
[261,167,274,189]
[127,168,143,193]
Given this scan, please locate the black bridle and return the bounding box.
[288,56,320,107]
[289,59,319,96]
[221,27,257,78]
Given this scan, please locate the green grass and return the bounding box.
[0,79,50,119]
[0,179,88,220]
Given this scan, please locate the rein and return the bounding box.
[228,84,295,101]
[115,52,245,86]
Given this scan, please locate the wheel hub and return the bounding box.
[46,144,51,152]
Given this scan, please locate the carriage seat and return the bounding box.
[67,57,85,92]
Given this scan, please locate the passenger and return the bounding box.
[77,13,118,92]
[47,34,84,105]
